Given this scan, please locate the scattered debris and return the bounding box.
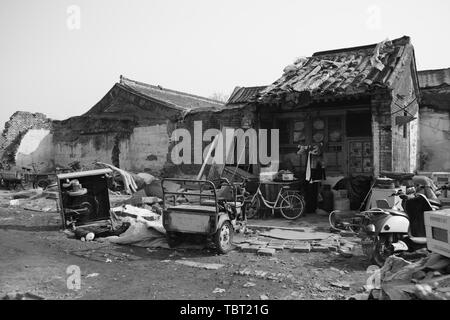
[86,273,99,278]
[260,294,269,300]
[2,292,44,300]
[213,288,226,294]
[330,281,351,290]
[257,248,276,256]
[243,282,256,288]
[174,260,224,270]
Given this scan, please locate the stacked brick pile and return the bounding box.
[0,111,53,163]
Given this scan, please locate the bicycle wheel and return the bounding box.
[244,196,260,219]
[280,192,305,220]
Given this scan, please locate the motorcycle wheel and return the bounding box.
[372,234,397,267]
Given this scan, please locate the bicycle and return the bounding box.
[243,181,306,220]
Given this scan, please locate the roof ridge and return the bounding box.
[313,35,410,57]
[120,76,224,105]
[418,68,450,73]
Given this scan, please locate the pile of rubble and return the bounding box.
[234,228,360,258]
[369,253,450,300]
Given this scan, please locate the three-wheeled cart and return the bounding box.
[161,178,245,253]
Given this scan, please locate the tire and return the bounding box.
[167,232,180,248]
[37,179,50,190]
[214,220,233,254]
[372,234,396,267]
[280,192,305,220]
[244,196,260,219]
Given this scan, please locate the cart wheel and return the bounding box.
[215,220,233,254]
[13,182,24,191]
[167,232,180,248]
[244,196,260,219]
[37,179,50,190]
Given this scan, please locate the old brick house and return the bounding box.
[51,76,228,176]
[226,36,421,179]
[417,68,450,172]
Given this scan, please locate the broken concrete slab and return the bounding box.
[174,260,224,270]
[291,243,311,253]
[241,245,261,253]
[236,243,250,251]
[247,240,269,246]
[267,245,285,251]
[257,248,276,256]
[311,245,330,253]
[260,229,333,241]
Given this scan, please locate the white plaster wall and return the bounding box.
[54,134,115,168]
[54,125,170,173]
[419,108,450,171]
[119,124,170,171]
[15,129,55,170]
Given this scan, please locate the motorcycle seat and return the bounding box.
[409,237,427,245]
[386,209,408,218]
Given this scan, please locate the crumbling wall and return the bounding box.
[419,107,450,171]
[391,61,419,173]
[15,129,54,171]
[0,111,52,165]
[371,93,393,175]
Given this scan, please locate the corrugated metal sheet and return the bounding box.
[418,68,450,89]
[258,36,413,102]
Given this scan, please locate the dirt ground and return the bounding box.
[0,198,372,300]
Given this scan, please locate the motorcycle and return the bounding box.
[358,176,443,266]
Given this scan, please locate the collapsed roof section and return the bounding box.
[418,68,450,89]
[418,68,450,111]
[256,36,417,104]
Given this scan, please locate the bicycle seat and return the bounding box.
[281,186,290,190]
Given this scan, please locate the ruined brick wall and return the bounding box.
[419,107,450,171]
[0,111,53,164]
[371,57,420,175]
[371,95,393,175]
[390,61,420,173]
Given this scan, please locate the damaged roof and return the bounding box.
[418,68,450,89]
[119,76,225,113]
[258,36,415,103]
[227,86,267,105]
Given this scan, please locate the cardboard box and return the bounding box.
[424,209,450,258]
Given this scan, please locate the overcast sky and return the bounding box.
[1,0,449,130]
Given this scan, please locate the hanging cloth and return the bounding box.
[305,151,312,183]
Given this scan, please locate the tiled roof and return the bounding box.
[119,76,224,112]
[418,68,450,89]
[258,36,414,102]
[227,86,267,105]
